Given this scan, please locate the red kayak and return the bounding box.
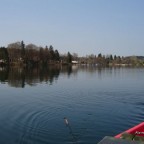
[98,122,144,144]
[115,122,144,139]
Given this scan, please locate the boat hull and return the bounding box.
[115,122,144,138]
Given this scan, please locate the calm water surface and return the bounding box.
[0,66,144,144]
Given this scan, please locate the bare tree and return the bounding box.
[7,42,21,62]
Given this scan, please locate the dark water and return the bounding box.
[0,66,144,144]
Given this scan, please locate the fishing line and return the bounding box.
[64,117,78,143]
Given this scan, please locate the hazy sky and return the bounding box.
[0,0,144,56]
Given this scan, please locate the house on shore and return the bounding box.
[72,61,78,64]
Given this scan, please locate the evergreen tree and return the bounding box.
[54,50,60,61]
[110,54,113,61]
[98,53,102,58]
[45,46,50,62]
[21,41,25,60]
[114,55,117,60]
[67,52,72,63]
[49,45,55,60]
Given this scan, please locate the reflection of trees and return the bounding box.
[6,66,61,88]
[0,65,78,88]
[0,65,121,88]
[60,65,73,77]
[0,65,109,87]
[39,66,60,84]
[8,68,25,88]
[0,67,9,82]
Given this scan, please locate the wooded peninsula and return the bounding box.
[0,41,144,67]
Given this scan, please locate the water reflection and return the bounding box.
[0,65,79,88]
[0,65,132,88]
[0,66,144,144]
[0,67,9,83]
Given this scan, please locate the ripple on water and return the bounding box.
[0,101,66,144]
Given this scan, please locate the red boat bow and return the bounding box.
[115,122,144,138]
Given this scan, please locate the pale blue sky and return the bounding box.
[0,0,144,56]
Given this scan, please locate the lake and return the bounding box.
[0,66,144,144]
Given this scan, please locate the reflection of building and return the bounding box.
[0,67,5,71]
[0,59,5,63]
[72,65,78,71]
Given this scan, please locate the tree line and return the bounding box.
[79,54,144,66]
[0,41,73,67]
[0,41,144,67]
